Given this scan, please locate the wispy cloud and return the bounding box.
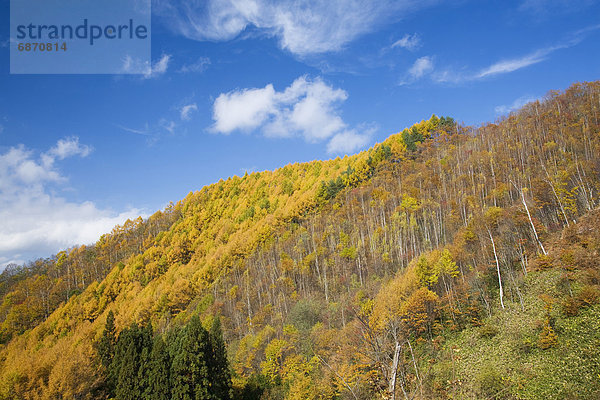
[409,56,434,79]
[121,54,172,79]
[391,33,421,51]
[116,123,152,136]
[495,95,538,115]
[477,24,599,79]
[476,47,553,78]
[416,24,600,85]
[155,0,438,56]
[45,137,92,161]
[159,119,177,134]
[151,54,171,77]
[399,56,434,85]
[211,75,374,154]
[116,98,191,144]
[180,103,199,120]
[179,57,211,73]
[0,138,143,266]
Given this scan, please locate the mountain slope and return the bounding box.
[1,81,599,399]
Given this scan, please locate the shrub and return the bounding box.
[479,324,499,339]
[476,365,505,399]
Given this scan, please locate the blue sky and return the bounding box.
[1,0,599,266]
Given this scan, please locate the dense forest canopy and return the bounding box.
[1,81,599,399]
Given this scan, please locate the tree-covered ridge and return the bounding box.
[0,209,181,344]
[0,113,452,346]
[0,145,363,342]
[0,81,599,399]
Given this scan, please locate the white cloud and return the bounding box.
[159,119,177,134]
[263,77,347,141]
[121,54,171,78]
[152,54,171,76]
[179,57,211,73]
[476,48,550,78]
[476,25,600,78]
[433,45,570,83]
[327,127,375,154]
[155,0,438,56]
[495,95,538,115]
[211,75,373,153]
[0,139,143,267]
[47,137,92,160]
[409,56,434,79]
[400,56,434,84]
[431,67,465,84]
[116,123,152,136]
[180,103,199,120]
[391,33,421,51]
[420,25,600,85]
[213,84,277,133]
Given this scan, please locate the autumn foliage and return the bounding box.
[1,82,600,399]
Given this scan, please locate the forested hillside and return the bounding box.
[1,81,599,399]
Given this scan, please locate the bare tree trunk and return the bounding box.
[488,228,505,309]
[520,190,547,255]
[407,339,423,398]
[388,341,402,400]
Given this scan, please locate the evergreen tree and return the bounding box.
[136,322,154,396]
[98,310,116,369]
[171,315,212,400]
[208,316,233,400]
[145,335,171,400]
[112,322,153,400]
[97,310,116,395]
[114,324,141,400]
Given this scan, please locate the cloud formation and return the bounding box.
[495,95,538,115]
[179,57,211,73]
[121,54,172,78]
[399,56,434,85]
[476,48,553,78]
[0,138,143,267]
[409,56,434,79]
[155,0,437,56]
[391,33,421,51]
[211,76,373,153]
[403,24,600,86]
[326,126,376,154]
[180,103,199,120]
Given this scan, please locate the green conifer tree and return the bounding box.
[145,335,171,400]
[171,316,212,400]
[112,322,153,400]
[114,324,142,400]
[97,310,116,395]
[208,316,233,400]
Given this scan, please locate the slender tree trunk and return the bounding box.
[488,228,505,309]
[388,341,402,400]
[521,190,547,255]
[407,339,423,398]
